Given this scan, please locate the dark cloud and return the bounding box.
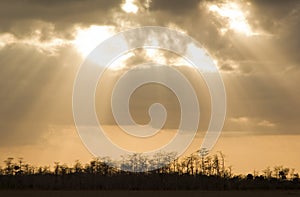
[220,63,235,72]
[0,0,121,22]
[150,0,200,13]
[248,0,300,64]
[250,0,299,19]
[0,0,122,39]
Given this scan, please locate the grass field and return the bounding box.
[1,190,300,197]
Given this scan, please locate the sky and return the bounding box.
[0,0,300,174]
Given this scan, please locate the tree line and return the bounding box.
[0,150,299,190]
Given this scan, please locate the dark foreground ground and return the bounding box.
[1,190,300,197]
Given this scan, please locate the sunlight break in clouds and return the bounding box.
[208,2,257,37]
[121,0,139,14]
[73,25,115,57]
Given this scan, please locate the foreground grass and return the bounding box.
[1,190,300,197]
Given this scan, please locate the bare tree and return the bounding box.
[16,157,24,175]
[274,166,282,179]
[73,160,83,173]
[213,154,220,176]
[54,162,60,175]
[218,151,225,177]
[263,167,272,179]
[4,157,14,175]
[224,165,233,178]
[279,167,289,180]
[199,148,208,175]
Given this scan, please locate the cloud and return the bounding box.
[226,116,277,132]
[207,1,257,37]
[150,0,200,13]
[230,116,249,123]
[0,31,70,55]
[258,120,276,128]
[0,0,123,43]
[248,0,300,64]
[1,0,300,150]
[0,0,121,25]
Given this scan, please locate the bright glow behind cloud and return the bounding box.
[121,0,139,13]
[208,2,257,36]
[73,25,115,57]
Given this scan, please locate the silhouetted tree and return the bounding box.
[274,166,282,179]
[293,173,299,182]
[279,167,289,180]
[199,148,208,175]
[218,151,225,177]
[213,154,220,176]
[0,166,3,175]
[54,162,60,175]
[4,157,14,175]
[1,153,299,190]
[247,173,254,180]
[263,167,272,179]
[73,160,83,174]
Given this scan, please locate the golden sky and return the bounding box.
[0,0,299,174]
